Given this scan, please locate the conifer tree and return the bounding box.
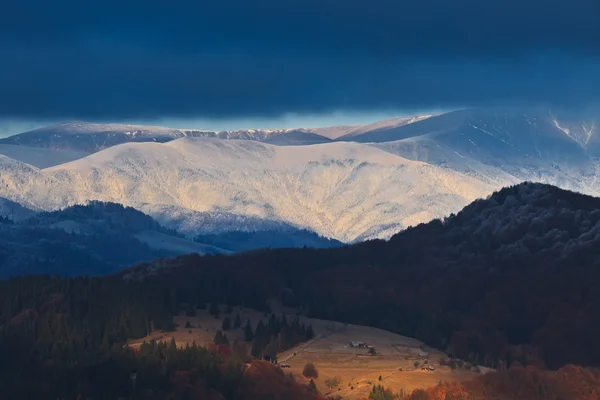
[222,317,231,331]
[213,330,229,346]
[234,313,242,329]
[306,325,315,340]
[244,319,254,342]
[308,379,318,394]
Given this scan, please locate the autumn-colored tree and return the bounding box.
[303,362,319,379]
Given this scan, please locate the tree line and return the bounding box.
[125,183,600,370]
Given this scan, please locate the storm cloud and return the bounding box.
[1,0,599,119]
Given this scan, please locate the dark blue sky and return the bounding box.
[1,0,599,130]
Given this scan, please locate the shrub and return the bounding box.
[324,376,342,390]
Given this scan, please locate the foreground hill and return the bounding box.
[0,201,227,277]
[127,182,600,370]
[2,183,600,399]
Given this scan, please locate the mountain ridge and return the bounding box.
[0,121,333,152]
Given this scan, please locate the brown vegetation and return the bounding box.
[303,362,320,379]
[237,360,324,400]
[407,363,600,400]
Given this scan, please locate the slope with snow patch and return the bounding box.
[29,138,497,242]
[0,122,332,152]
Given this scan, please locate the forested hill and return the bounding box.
[0,201,225,277]
[127,182,600,370]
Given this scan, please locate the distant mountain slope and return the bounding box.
[305,124,364,139]
[0,154,94,210]
[0,122,331,152]
[0,144,88,168]
[360,109,600,194]
[34,138,494,242]
[0,122,193,152]
[0,201,228,277]
[337,115,433,140]
[127,182,600,370]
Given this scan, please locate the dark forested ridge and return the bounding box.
[126,182,600,370]
[2,182,600,399]
[0,201,226,277]
[0,276,322,399]
[0,199,344,277]
[194,229,343,252]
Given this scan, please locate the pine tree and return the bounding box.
[308,379,318,394]
[222,317,231,331]
[244,319,254,342]
[234,313,242,329]
[268,313,278,335]
[213,330,229,346]
[306,325,315,340]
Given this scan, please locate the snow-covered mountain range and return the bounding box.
[0,122,332,152]
[1,108,599,244]
[0,138,493,242]
[0,115,436,153]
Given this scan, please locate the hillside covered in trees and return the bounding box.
[0,276,323,399]
[0,201,225,277]
[127,182,600,371]
[2,182,600,398]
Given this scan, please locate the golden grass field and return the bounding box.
[128,305,489,399]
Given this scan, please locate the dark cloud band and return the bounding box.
[1,0,599,119]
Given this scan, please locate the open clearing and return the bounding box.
[128,306,489,399]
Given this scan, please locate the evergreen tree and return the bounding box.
[306,324,315,340]
[268,313,278,335]
[369,384,395,400]
[222,317,231,331]
[234,313,242,329]
[251,320,268,358]
[213,330,229,346]
[308,379,318,394]
[244,319,254,342]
